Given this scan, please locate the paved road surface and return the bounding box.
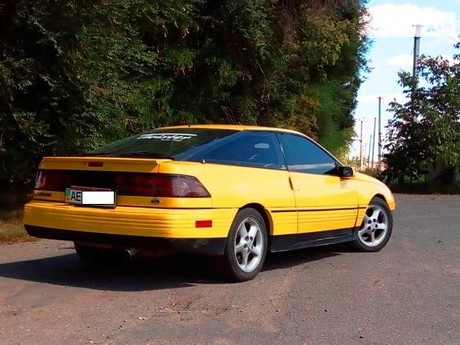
[0,194,459,345]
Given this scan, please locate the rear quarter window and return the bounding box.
[187,131,285,170]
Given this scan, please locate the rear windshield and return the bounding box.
[88,128,239,159]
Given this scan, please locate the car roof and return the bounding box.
[157,124,303,135]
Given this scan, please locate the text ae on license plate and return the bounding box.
[65,186,116,207]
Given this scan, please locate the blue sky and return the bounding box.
[351,0,460,159]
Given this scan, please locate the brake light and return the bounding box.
[87,161,103,167]
[34,169,210,198]
[114,173,210,198]
[35,170,72,191]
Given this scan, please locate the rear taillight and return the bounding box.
[114,173,210,198]
[34,169,210,198]
[35,170,72,191]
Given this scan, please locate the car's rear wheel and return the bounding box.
[221,208,268,282]
[74,243,129,266]
[352,197,393,252]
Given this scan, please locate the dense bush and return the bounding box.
[0,0,369,192]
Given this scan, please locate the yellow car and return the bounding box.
[24,125,395,281]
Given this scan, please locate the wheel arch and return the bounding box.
[371,193,388,204]
[239,203,273,236]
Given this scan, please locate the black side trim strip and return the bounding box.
[272,207,365,214]
[270,228,355,253]
[25,225,226,256]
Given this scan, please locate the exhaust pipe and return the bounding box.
[124,248,139,259]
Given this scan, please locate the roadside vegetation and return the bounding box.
[382,44,460,190]
[0,190,32,242]
[1,0,369,200]
[0,208,31,243]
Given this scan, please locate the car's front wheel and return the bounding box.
[221,208,268,282]
[352,197,393,251]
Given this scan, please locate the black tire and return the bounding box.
[352,197,393,252]
[74,243,129,266]
[220,208,268,282]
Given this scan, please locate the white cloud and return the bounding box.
[368,4,457,38]
[356,93,407,115]
[388,53,455,70]
[385,54,413,68]
[357,94,381,106]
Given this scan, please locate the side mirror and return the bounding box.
[337,166,354,178]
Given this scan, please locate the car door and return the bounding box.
[277,132,359,237]
[193,131,298,237]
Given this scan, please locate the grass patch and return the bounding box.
[0,208,33,243]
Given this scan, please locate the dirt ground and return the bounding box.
[0,194,459,345]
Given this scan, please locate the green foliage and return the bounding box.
[0,0,369,192]
[311,80,356,157]
[384,45,460,183]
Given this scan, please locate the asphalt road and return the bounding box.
[0,194,459,345]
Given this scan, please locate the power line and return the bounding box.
[427,27,459,43]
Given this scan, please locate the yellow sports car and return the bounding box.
[24,125,395,281]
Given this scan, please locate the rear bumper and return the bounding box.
[25,225,226,255]
[23,200,237,255]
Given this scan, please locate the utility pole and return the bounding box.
[412,25,422,78]
[363,143,366,169]
[371,117,376,170]
[367,135,372,168]
[377,97,382,171]
[412,25,422,118]
[359,119,363,171]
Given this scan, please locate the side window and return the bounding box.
[279,133,337,174]
[203,132,284,169]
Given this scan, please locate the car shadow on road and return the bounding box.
[264,245,343,272]
[0,245,346,291]
[0,251,214,290]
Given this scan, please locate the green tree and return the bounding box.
[1,0,369,194]
[384,45,460,183]
[0,0,169,191]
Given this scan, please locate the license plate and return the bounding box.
[65,187,116,208]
